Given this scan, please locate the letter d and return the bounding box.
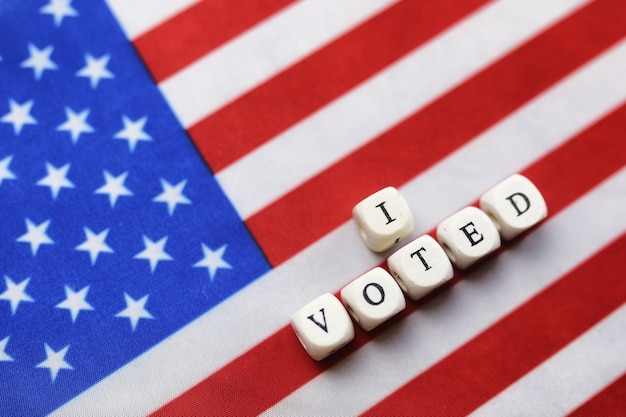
[505,192,531,216]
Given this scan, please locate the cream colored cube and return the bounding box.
[436,206,501,269]
[352,186,414,252]
[340,267,406,331]
[387,235,454,300]
[291,293,354,361]
[480,174,547,240]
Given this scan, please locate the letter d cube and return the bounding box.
[291,293,354,361]
[480,174,547,240]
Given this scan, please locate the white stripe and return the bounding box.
[105,0,200,40]
[472,303,626,417]
[400,39,626,230]
[217,0,591,220]
[53,42,626,415]
[159,0,397,127]
[263,168,626,417]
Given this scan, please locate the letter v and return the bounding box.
[307,308,328,333]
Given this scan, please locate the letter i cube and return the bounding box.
[352,186,414,252]
[480,174,548,240]
[436,206,501,269]
[291,293,355,361]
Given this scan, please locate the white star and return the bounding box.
[115,293,154,331]
[134,236,173,273]
[16,218,54,256]
[193,244,232,281]
[153,179,191,215]
[57,107,94,143]
[36,162,75,200]
[0,276,34,315]
[75,227,114,265]
[40,0,78,27]
[94,171,133,208]
[36,344,73,382]
[0,337,13,362]
[21,44,58,80]
[0,155,17,186]
[55,285,94,323]
[76,54,114,89]
[1,99,37,135]
[113,116,152,152]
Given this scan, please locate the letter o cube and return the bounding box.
[436,206,501,270]
[352,186,414,252]
[291,293,355,361]
[479,174,548,240]
[340,267,406,331]
[387,235,454,300]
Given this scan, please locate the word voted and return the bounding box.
[291,174,547,361]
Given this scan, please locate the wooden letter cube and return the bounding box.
[436,206,501,269]
[340,267,406,331]
[479,174,548,240]
[291,293,354,361]
[387,234,454,300]
[352,186,414,252]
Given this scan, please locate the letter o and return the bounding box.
[363,282,385,305]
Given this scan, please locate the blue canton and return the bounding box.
[0,1,271,415]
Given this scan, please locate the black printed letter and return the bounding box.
[505,192,531,216]
[363,282,385,306]
[307,308,328,333]
[459,222,484,246]
[375,201,396,225]
[410,247,432,271]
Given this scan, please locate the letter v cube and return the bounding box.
[291,293,355,361]
[352,186,414,252]
[480,174,548,240]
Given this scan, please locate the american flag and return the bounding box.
[1,0,625,415]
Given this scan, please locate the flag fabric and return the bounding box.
[1,0,625,415]
[0,1,271,414]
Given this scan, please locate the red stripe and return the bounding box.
[133,0,295,83]
[245,0,626,267]
[568,372,626,417]
[188,0,491,173]
[363,233,626,417]
[151,97,626,417]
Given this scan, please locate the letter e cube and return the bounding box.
[436,206,501,269]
